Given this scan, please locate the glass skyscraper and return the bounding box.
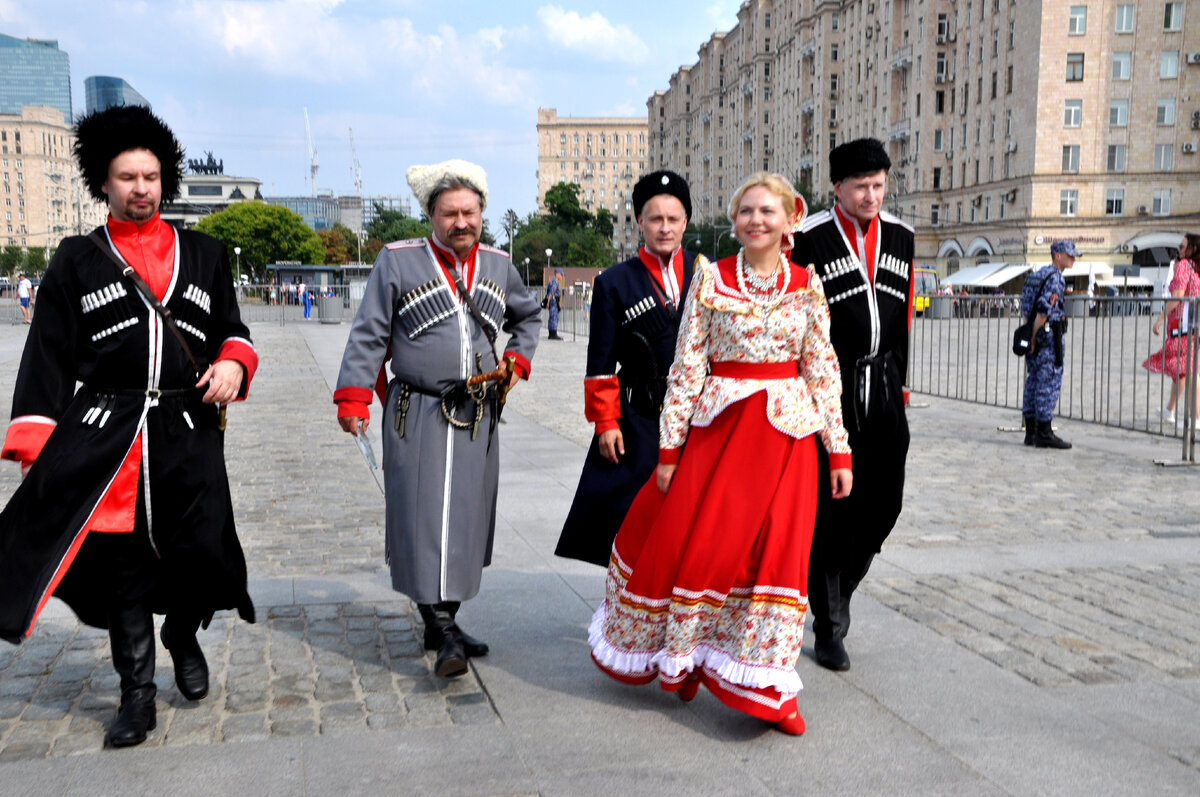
[84,76,150,115]
[0,34,71,121]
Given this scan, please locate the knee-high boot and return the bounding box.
[106,603,157,748]
[417,603,468,678]
[417,602,489,658]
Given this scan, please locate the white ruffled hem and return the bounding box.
[588,604,803,695]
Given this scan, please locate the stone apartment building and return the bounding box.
[0,105,104,256]
[535,107,650,262]
[648,0,1199,272]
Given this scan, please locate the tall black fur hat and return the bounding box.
[829,137,892,184]
[74,105,185,203]
[632,170,692,220]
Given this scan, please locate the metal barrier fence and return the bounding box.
[909,294,1199,462]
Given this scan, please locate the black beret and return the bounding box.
[74,105,185,203]
[632,170,691,220]
[829,137,892,184]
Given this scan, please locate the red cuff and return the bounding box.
[217,338,258,400]
[504,350,532,380]
[585,375,620,423]
[336,400,370,420]
[595,419,620,435]
[2,416,56,463]
[828,452,852,472]
[658,447,682,466]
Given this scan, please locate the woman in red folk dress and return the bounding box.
[589,173,853,735]
[1143,233,1200,425]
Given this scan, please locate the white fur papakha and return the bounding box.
[406,159,489,214]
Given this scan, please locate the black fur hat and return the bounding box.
[829,137,892,184]
[74,106,185,203]
[632,170,692,220]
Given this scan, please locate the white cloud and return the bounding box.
[536,5,649,65]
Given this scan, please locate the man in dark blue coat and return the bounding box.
[556,171,700,566]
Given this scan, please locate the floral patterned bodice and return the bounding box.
[659,254,851,458]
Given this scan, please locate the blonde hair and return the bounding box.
[727,172,796,223]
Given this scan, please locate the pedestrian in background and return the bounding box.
[790,137,914,672]
[16,272,33,324]
[546,269,563,339]
[1143,233,1200,425]
[590,172,851,736]
[1020,241,1076,449]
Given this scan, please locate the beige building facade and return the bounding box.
[536,108,650,261]
[0,105,104,258]
[648,0,1199,275]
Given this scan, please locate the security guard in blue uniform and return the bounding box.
[1020,240,1075,449]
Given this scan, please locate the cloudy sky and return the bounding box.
[2,0,744,231]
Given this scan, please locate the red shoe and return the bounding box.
[677,675,701,702]
[775,711,806,735]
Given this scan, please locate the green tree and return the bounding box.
[25,247,47,274]
[195,201,325,282]
[685,219,741,262]
[318,223,358,265]
[543,182,592,228]
[0,245,24,277]
[592,208,614,239]
[366,202,430,243]
[793,179,832,214]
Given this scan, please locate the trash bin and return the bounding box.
[317,295,343,324]
[930,295,952,319]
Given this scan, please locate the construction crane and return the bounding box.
[348,127,363,196]
[304,107,319,197]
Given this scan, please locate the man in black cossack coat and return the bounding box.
[791,138,914,671]
[556,171,701,566]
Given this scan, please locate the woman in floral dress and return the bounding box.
[1143,233,1200,424]
[589,173,853,735]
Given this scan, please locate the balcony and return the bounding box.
[799,38,816,58]
[888,118,911,140]
[800,98,815,115]
[890,44,913,71]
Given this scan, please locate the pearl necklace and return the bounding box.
[736,250,790,310]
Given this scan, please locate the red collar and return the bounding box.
[106,213,175,299]
[429,235,479,296]
[834,204,880,282]
[638,246,683,293]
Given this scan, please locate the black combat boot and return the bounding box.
[1023,414,1036,446]
[1035,419,1072,449]
[106,603,157,748]
[417,603,489,658]
[809,570,851,672]
[161,612,209,701]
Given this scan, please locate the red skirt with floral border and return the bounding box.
[589,392,818,723]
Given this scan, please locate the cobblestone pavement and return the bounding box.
[0,318,1197,775]
[0,323,495,762]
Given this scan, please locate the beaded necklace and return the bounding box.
[736,249,790,311]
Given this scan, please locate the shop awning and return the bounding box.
[974,263,1035,288]
[1096,276,1153,288]
[1061,261,1113,279]
[941,263,1005,287]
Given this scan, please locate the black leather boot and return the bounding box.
[418,602,490,658]
[161,612,209,701]
[428,605,468,678]
[809,570,851,671]
[1023,415,1036,446]
[1035,419,1072,449]
[106,603,157,748]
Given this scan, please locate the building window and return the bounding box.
[1062,145,1080,173]
[1157,98,1176,125]
[1163,2,1182,30]
[1008,21,1015,49]
[935,90,945,113]
[1105,189,1124,215]
[932,167,942,189]
[930,204,940,225]
[1060,189,1078,216]
[1115,4,1135,32]
[1153,188,1172,215]
[1161,51,1179,78]
[1112,52,1131,80]
[831,44,839,62]
[991,71,997,98]
[1069,6,1087,34]
[1109,99,1129,126]
[1106,145,1127,172]
[1006,65,1013,93]
[1066,53,1084,81]
[1154,143,1173,171]
[934,129,944,151]
[832,12,840,31]
[1064,100,1082,127]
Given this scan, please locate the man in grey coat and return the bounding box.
[334,159,540,677]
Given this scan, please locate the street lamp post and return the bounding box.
[233,246,242,284]
[523,257,530,287]
[545,248,553,282]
